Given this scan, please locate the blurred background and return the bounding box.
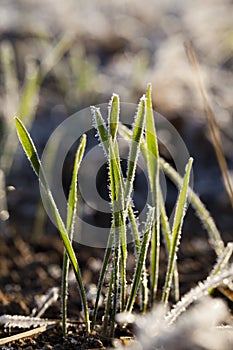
[0,0,232,238]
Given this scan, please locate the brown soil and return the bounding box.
[0,220,225,349]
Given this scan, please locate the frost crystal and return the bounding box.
[0,315,56,329]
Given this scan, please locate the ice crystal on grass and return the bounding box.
[115,297,233,350]
[156,298,233,350]
[166,265,233,326]
[0,315,56,329]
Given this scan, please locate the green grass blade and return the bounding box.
[145,83,159,195]
[145,83,160,305]
[160,191,171,251]
[125,95,146,205]
[159,157,224,255]
[109,138,124,213]
[91,106,125,329]
[91,106,109,156]
[162,158,193,305]
[128,205,148,311]
[108,94,120,142]
[62,134,86,336]
[107,94,129,313]
[126,206,155,313]
[14,117,44,181]
[119,123,224,256]
[122,95,147,311]
[91,105,125,328]
[91,107,117,329]
[128,206,141,252]
[66,135,86,232]
[15,118,90,333]
[94,97,147,311]
[109,138,127,314]
[160,191,179,301]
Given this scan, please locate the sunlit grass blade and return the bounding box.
[160,191,179,301]
[108,94,120,142]
[91,108,125,330]
[108,96,129,312]
[15,118,90,333]
[93,98,146,313]
[144,83,160,305]
[119,123,224,256]
[14,117,45,181]
[66,135,86,232]
[91,106,117,330]
[128,206,141,253]
[145,84,159,194]
[62,134,86,336]
[162,158,193,305]
[160,191,171,251]
[124,95,148,310]
[125,95,146,204]
[109,137,126,321]
[159,157,224,255]
[91,106,109,156]
[126,206,155,313]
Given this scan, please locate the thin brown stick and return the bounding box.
[185,41,233,210]
[0,323,56,346]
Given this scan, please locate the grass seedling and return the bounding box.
[145,83,160,306]
[15,117,90,334]
[62,133,87,336]
[15,84,232,341]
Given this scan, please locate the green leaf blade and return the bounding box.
[125,95,146,205]
[15,117,90,333]
[108,93,120,141]
[126,206,155,313]
[144,84,160,305]
[15,117,41,177]
[145,83,159,197]
[162,157,193,304]
[66,134,86,232]
[91,106,109,155]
